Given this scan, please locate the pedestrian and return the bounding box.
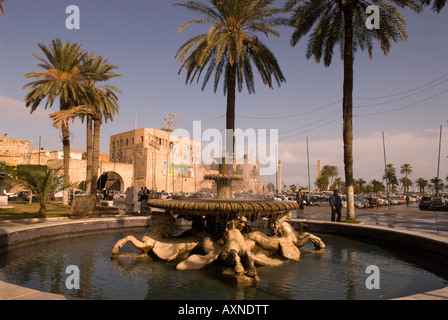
[329,189,342,222]
[140,191,149,215]
[296,189,304,210]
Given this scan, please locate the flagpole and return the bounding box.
[436,125,442,197]
[382,132,390,209]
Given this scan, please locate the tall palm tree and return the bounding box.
[23,39,89,205]
[383,163,398,193]
[400,163,413,194]
[80,54,121,196]
[286,0,420,220]
[172,0,286,183]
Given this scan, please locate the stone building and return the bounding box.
[0,135,31,165]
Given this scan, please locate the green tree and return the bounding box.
[173,0,286,169]
[79,53,121,196]
[400,163,413,194]
[321,165,338,188]
[286,0,420,220]
[15,165,64,217]
[383,163,398,193]
[23,39,89,205]
[315,175,329,192]
[399,176,413,194]
[430,177,444,195]
[355,178,367,194]
[415,177,428,195]
[369,179,385,193]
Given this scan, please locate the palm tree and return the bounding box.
[356,178,367,194]
[79,53,121,196]
[15,165,64,217]
[286,0,420,220]
[383,163,398,193]
[415,177,428,195]
[430,177,444,195]
[370,179,385,193]
[399,176,413,194]
[321,165,339,188]
[1,0,5,15]
[400,163,413,193]
[23,39,89,205]
[172,0,286,183]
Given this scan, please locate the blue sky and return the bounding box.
[0,0,447,189]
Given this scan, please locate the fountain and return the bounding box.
[111,158,325,284]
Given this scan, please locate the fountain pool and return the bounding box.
[0,226,447,300]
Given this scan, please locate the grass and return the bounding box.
[0,202,119,221]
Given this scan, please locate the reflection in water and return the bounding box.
[0,229,447,300]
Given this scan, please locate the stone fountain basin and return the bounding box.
[146,198,299,217]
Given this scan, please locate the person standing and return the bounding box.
[296,189,304,210]
[329,189,342,222]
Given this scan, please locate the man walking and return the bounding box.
[329,189,342,222]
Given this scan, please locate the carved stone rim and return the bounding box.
[147,198,299,216]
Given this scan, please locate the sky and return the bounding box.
[0,0,447,190]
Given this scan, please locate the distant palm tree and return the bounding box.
[321,165,338,187]
[370,179,385,193]
[400,163,413,193]
[286,0,420,220]
[399,177,413,194]
[356,178,367,194]
[415,177,428,195]
[23,39,89,205]
[383,163,398,193]
[430,177,444,195]
[173,0,286,166]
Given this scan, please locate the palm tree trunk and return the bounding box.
[91,117,101,197]
[343,4,355,220]
[220,64,237,200]
[86,116,93,195]
[61,122,71,205]
[226,64,237,160]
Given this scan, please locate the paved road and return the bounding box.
[294,203,448,237]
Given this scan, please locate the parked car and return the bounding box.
[419,196,433,210]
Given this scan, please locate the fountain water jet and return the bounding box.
[111,158,325,284]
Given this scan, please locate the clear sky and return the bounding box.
[0,0,447,190]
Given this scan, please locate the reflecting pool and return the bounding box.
[0,227,447,300]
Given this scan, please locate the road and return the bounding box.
[295,203,448,237]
